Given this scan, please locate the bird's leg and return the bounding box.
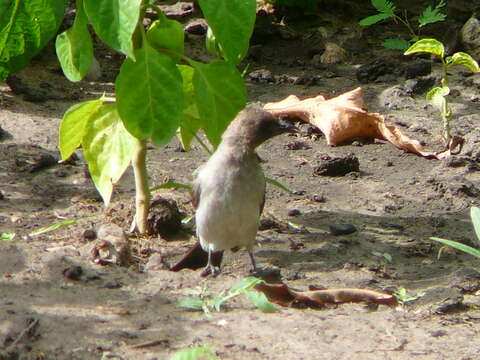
[201,247,220,277]
[248,250,258,273]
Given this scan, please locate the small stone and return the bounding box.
[329,224,357,236]
[288,209,301,217]
[311,194,326,203]
[313,153,360,177]
[62,265,83,280]
[103,280,122,289]
[83,229,96,241]
[184,19,208,35]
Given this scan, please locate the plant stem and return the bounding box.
[132,138,151,234]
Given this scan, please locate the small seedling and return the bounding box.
[431,206,480,260]
[178,277,276,316]
[373,251,393,263]
[394,287,425,306]
[1,233,16,242]
[171,345,219,360]
[404,39,480,147]
[28,216,96,237]
[359,0,446,50]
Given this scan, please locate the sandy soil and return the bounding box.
[1,2,480,359]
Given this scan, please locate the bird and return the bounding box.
[191,105,296,276]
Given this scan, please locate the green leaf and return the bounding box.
[230,276,263,293]
[359,12,393,26]
[404,38,444,58]
[0,0,67,80]
[198,0,256,64]
[177,64,201,151]
[191,60,246,147]
[171,346,219,360]
[471,206,480,245]
[426,85,449,114]
[371,0,395,14]
[446,52,480,73]
[59,98,103,161]
[83,0,141,60]
[146,15,184,59]
[116,44,184,146]
[418,0,446,28]
[55,0,93,82]
[29,216,95,236]
[83,104,139,205]
[431,237,480,259]
[178,297,204,311]
[382,38,410,51]
[1,233,16,242]
[265,177,294,194]
[244,289,277,313]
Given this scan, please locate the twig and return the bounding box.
[3,318,39,353]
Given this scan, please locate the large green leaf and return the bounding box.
[446,52,480,73]
[198,0,256,63]
[146,14,184,58]
[371,0,395,14]
[431,237,480,259]
[59,98,103,160]
[471,206,480,245]
[0,0,67,80]
[116,44,184,146]
[177,64,201,151]
[55,0,93,82]
[83,0,141,59]
[82,103,139,205]
[404,38,444,58]
[191,60,246,147]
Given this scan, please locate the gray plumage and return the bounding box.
[192,105,295,275]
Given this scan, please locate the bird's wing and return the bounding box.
[192,179,201,210]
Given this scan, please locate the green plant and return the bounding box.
[0,0,67,81]
[1,233,16,242]
[171,346,219,360]
[359,0,446,50]
[404,39,480,146]
[57,0,257,234]
[394,287,425,305]
[178,277,277,316]
[431,206,480,260]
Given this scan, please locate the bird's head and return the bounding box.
[222,105,297,150]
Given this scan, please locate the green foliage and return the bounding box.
[29,216,95,237]
[431,207,480,260]
[57,1,256,229]
[83,0,141,60]
[0,0,67,81]
[1,233,16,242]
[116,43,184,146]
[55,0,93,82]
[178,277,277,316]
[359,0,446,51]
[404,38,479,144]
[418,0,446,28]
[171,346,219,360]
[394,287,425,305]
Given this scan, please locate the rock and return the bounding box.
[247,69,275,83]
[184,19,208,35]
[403,77,436,95]
[313,153,359,177]
[87,223,131,266]
[460,12,480,61]
[404,59,432,79]
[320,42,347,64]
[329,224,357,236]
[148,197,182,237]
[356,58,397,83]
[62,265,83,281]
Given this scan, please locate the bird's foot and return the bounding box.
[201,265,221,277]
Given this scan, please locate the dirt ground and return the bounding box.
[1,2,480,359]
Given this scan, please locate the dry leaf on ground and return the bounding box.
[255,282,397,308]
[264,87,462,159]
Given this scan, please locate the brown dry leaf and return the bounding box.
[254,282,397,308]
[264,87,462,159]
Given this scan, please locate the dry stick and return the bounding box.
[3,318,39,354]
